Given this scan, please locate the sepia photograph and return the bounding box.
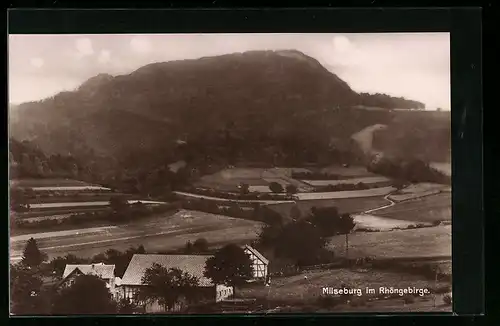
[9,32,452,315]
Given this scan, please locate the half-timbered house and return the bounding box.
[242,245,269,280]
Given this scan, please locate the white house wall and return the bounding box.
[215,284,233,302]
[244,249,268,279]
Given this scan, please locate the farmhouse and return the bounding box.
[242,245,269,281]
[60,263,118,298]
[118,254,233,313]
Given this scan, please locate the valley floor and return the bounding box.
[10,210,264,262]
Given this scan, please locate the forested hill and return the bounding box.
[9,139,85,180]
[8,49,448,190]
[358,92,425,110]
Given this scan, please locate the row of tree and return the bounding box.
[180,199,284,226]
[291,171,342,180]
[312,182,379,192]
[368,157,451,185]
[357,92,425,110]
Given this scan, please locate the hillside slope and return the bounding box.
[9,50,449,176]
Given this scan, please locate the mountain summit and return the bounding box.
[9,50,442,170]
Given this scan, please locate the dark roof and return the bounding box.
[121,254,213,286]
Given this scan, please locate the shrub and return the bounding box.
[314,182,375,192]
[239,183,250,195]
[269,182,284,193]
[355,227,379,233]
[193,238,209,252]
[285,184,298,194]
[443,293,452,305]
[292,172,341,180]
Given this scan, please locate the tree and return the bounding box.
[308,206,341,237]
[89,245,146,278]
[48,254,89,280]
[338,214,356,258]
[52,274,117,314]
[257,223,283,248]
[239,182,250,195]
[274,220,327,266]
[117,298,139,314]
[10,264,47,315]
[114,246,146,278]
[204,244,253,296]
[193,238,209,253]
[285,184,298,195]
[184,241,194,254]
[137,245,146,254]
[10,187,27,212]
[268,182,284,193]
[392,179,406,190]
[259,206,284,226]
[138,263,200,312]
[109,196,129,212]
[21,238,48,269]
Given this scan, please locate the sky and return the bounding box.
[8,33,450,110]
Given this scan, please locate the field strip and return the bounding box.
[128,200,167,205]
[26,199,166,209]
[295,186,396,200]
[173,191,295,204]
[31,186,111,191]
[302,176,390,187]
[9,226,214,261]
[10,226,119,242]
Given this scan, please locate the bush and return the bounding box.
[292,172,341,180]
[313,182,377,192]
[355,227,379,233]
[443,293,452,305]
[268,182,284,193]
[285,184,298,194]
[239,183,250,195]
[193,238,209,252]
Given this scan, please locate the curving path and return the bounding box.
[363,194,396,214]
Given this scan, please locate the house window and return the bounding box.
[125,287,136,300]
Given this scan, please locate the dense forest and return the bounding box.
[9,139,84,180]
[9,138,190,196]
[358,92,425,110]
